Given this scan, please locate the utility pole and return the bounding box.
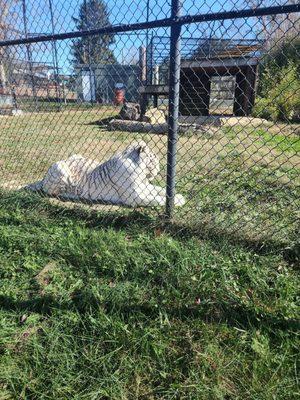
[22,0,38,109]
[49,0,62,110]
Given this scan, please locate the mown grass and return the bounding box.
[0,190,299,399]
[17,99,98,113]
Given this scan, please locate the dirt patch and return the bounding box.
[35,262,58,287]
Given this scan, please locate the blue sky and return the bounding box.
[9,0,276,74]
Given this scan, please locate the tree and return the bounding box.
[0,0,15,89]
[249,0,300,122]
[71,0,116,66]
[242,0,299,48]
[0,1,21,86]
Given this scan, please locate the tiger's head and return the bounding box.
[122,141,160,181]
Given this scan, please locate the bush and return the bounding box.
[274,65,300,122]
[252,97,277,120]
[254,37,300,122]
[257,37,300,96]
[253,64,300,122]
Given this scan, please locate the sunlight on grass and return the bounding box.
[0,108,299,245]
[254,128,300,153]
[0,109,299,397]
[0,191,299,399]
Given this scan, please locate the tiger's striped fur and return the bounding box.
[31,141,185,207]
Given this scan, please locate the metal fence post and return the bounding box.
[166,0,182,219]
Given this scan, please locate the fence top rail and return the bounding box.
[0,4,299,48]
[150,36,265,43]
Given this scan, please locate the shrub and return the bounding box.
[254,64,300,122]
[254,37,300,122]
[252,97,277,120]
[257,37,300,96]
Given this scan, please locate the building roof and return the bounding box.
[147,36,264,66]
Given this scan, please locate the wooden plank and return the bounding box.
[233,65,257,116]
[139,46,147,84]
[139,85,169,94]
[181,57,258,69]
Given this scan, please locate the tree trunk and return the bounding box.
[0,62,6,90]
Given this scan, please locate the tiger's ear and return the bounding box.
[137,140,147,151]
[131,141,145,158]
[124,141,147,163]
[136,143,146,157]
[133,146,143,163]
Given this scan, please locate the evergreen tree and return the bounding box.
[72,0,116,66]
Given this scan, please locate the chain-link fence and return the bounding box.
[0,0,299,245]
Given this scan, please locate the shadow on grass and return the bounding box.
[84,115,115,127]
[0,293,298,332]
[0,189,299,263]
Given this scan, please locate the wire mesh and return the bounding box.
[0,0,299,245]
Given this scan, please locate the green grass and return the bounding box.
[0,108,299,245]
[0,190,299,399]
[253,128,300,154]
[17,99,101,113]
[222,125,300,152]
[0,104,299,398]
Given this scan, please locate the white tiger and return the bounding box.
[28,141,185,207]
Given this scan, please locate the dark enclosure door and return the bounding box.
[179,69,211,116]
